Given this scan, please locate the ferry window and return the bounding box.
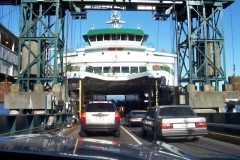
[89,35,96,42]
[112,34,116,40]
[140,66,147,72]
[129,34,134,41]
[136,35,143,41]
[113,67,120,73]
[94,67,102,74]
[112,34,120,40]
[97,35,103,41]
[104,34,110,41]
[121,66,129,73]
[121,34,127,40]
[86,66,94,73]
[130,66,138,73]
[104,67,111,73]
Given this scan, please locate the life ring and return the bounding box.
[153,65,160,70]
[74,65,79,71]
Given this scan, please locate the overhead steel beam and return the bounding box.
[2,0,234,10]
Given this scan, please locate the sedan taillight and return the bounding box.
[161,123,173,129]
[195,122,207,128]
[115,111,121,121]
[80,111,86,121]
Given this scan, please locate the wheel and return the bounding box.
[141,126,147,136]
[125,120,128,126]
[114,128,120,137]
[79,130,87,137]
[191,137,200,142]
[153,129,161,140]
[128,122,132,127]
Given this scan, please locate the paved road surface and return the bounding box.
[67,120,240,160]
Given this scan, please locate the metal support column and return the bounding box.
[78,80,82,119]
[155,80,158,106]
[176,0,229,91]
[16,0,65,91]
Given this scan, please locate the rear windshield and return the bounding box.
[86,103,115,112]
[132,112,147,115]
[159,107,195,117]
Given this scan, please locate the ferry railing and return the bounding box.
[0,113,74,137]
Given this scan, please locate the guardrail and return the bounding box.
[207,123,240,136]
[208,123,240,130]
[197,113,240,125]
[0,113,73,136]
[198,113,240,136]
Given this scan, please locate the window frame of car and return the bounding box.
[158,105,196,117]
[145,108,157,119]
[85,101,117,112]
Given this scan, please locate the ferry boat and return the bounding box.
[64,11,177,110]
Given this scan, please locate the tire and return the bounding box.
[79,130,87,137]
[141,126,147,136]
[114,128,120,137]
[129,122,132,127]
[191,137,200,142]
[125,120,128,126]
[153,129,161,140]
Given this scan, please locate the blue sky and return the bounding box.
[0,1,239,81]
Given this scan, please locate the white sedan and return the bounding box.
[141,105,209,141]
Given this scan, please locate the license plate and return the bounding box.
[131,118,141,121]
[173,123,195,128]
[96,116,104,120]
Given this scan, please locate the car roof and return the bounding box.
[88,101,113,104]
[152,105,191,108]
[131,110,147,112]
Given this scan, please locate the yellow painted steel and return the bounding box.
[155,80,158,106]
[78,80,82,119]
[73,138,79,154]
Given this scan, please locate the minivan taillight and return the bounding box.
[115,112,120,121]
[80,111,86,121]
[195,122,207,128]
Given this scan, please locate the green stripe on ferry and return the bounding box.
[67,65,80,71]
[153,65,174,75]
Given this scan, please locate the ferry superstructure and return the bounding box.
[64,11,176,106]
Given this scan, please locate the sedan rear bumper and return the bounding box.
[159,128,209,138]
[129,119,142,125]
[81,121,120,132]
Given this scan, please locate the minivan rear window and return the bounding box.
[86,103,115,112]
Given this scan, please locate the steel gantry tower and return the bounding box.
[0,0,235,94]
[175,0,234,91]
[16,1,66,91]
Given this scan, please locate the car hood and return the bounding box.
[0,134,198,160]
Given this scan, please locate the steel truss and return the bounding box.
[1,0,234,92]
[17,0,65,91]
[176,1,232,91]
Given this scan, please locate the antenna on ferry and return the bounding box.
[91,25,94,29]
[137,24,140,29]
[106,10,126,28]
